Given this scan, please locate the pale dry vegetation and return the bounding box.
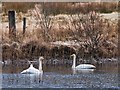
[2,2,118,62]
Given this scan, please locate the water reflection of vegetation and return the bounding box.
[2,61,118,74]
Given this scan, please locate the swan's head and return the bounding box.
[39,56,44,61]
[71,54,76,57]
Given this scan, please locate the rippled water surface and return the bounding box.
[1,60,119,88]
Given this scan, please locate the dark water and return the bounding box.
[1,60,119,88]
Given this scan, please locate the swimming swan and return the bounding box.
[71,54,96,70]
[21,57,44,74]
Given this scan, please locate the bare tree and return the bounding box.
[80,11,104,59]
[68,8,113,59]
[33,3,54,42]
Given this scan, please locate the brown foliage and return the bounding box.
[2,2,118,60]
[2,2,35,13]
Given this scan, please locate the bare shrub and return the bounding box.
[2,2,118,60]
[68,11,118,59]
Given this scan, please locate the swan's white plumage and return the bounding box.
[71,54,96,70]
[75,64,96,69]
[21,57,44,74]
[21,64,43,74]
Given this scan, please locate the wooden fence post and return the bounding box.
[8,11,16,38]
[23,17,26,35]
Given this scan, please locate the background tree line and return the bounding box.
[2,2,119,15]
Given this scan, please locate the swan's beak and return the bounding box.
[39,57,44,61]
[40,57,44,60]
[70,54,73,57]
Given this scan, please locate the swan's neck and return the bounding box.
[72,55,76,69]
[30,64,33,67]
[39,59,42,71]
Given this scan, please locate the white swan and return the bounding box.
[71,54,96,70]
[21,57,44,74]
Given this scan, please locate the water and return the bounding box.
[1,60,119,88]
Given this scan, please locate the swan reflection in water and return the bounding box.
[72,68,95,74]
[22,73,43,83]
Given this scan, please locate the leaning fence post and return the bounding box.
[23,17,26,35]
[8,11,16,38]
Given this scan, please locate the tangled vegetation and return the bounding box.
[1,2,118,63]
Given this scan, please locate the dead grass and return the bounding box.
[1,3,118,60]
[2,20,118,61]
